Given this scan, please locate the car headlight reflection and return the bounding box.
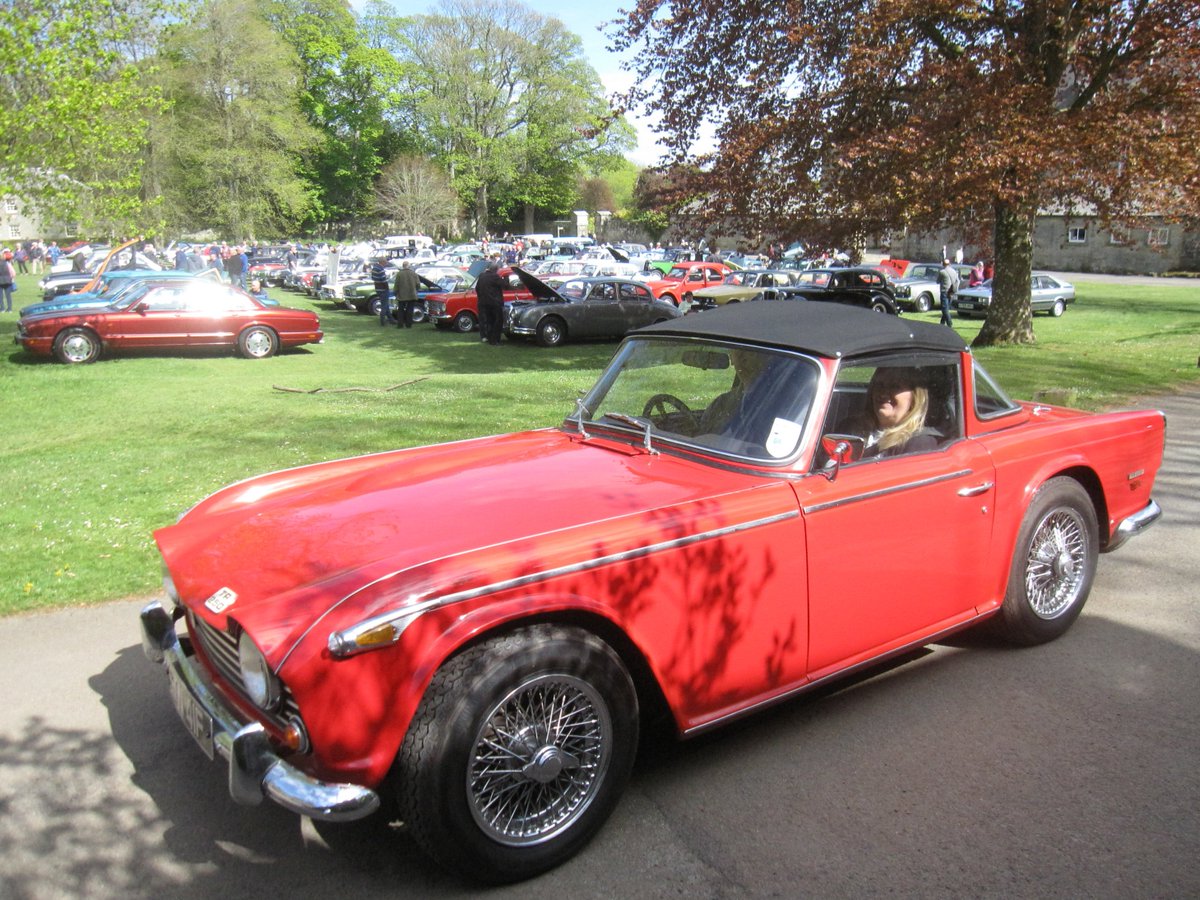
[238,630,281,711]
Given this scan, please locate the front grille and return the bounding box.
[186,611,301,728]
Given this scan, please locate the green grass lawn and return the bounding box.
[1,272,1197,615]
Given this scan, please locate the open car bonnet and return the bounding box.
[511,266,565,302]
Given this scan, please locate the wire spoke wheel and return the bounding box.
[468,674,611,846]
[1024,508,1087,619]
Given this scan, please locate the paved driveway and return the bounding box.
[2,392,1198,898]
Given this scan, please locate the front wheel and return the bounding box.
[394,625,638,883]
[535,316,566,347]
[452,310,477,333]
[53,327,101,364]
[995,477,1098,645]
[870,299,891,314]
[914,292,933,313]
[238,325,279,359]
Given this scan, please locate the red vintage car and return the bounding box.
[16,280,322,363]
[424,266,534,332]
[642,259,732,305]
[141,302,1163,882]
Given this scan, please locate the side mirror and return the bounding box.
[133,301,149,314]
[819,433,865,480]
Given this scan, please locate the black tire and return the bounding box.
[52,327,101,364]
[995,477,1098,645]
[1050,299,1065,317]
[870,299,891,314]
[535,316,567,347]
[369,297,382,317]
[660,293,677,306]
[452,310,477,333]
[411,303,427,324]
[394,625,638,883]
[914,292,933,313]
[238,325,279,359]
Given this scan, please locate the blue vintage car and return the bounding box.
[20,269,256,317]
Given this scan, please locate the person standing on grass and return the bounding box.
[392,260,420,329]
[475,257,505,345]
[371,255,392,326]
[0,250,15,312]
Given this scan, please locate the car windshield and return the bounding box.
[576,337,821,463]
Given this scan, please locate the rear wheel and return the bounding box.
[1050,299,1065,317]
[870,299,891,314]
[995,477,1098,645]
[52,327,101,364]
[394,625,638,883]
[238,325,279,359]
[452,310,477,333]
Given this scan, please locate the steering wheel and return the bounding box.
[643,393,699,432]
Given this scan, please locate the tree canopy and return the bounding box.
[615,0,1200,345]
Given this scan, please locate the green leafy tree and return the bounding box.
[0,0,171,237]
[616,0,1200,346]
[152,0,322,237]
[264,0,413,229]
[400,0,632,237]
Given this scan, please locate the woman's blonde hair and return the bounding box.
[869,367,929,451]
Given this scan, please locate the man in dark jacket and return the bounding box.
[474,258,505,345]
[370,256,391,325]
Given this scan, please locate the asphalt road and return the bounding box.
[2,391,1198,899]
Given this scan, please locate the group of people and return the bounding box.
[374,257,422,329]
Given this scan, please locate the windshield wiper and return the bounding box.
[602,412,659,455]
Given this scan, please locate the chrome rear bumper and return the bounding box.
[140,601,380,822]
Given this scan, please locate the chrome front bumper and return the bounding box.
[1104,498,1162,553]
[140,601,380,822]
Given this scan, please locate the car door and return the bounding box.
[186,285,256,346]
[615,282,658,333]
[1030,275,1051,312]
[795,357,996,678]
[99,285,193,348]
[571,282,621,337]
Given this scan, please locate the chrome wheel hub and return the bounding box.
[468,674,610,846]
[1025,509,1087,619]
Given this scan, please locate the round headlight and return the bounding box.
[238,630,281,711]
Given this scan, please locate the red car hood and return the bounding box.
[155,429,781,663]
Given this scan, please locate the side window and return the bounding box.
[140,288,190,311]
[688,269,704,282]
[819,360,961,464]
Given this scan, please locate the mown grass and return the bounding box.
[1,272,1197,615]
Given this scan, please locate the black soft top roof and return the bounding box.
[637,301,967,358]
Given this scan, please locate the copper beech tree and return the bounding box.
[613,0,1200,346]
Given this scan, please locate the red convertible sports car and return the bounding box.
[16,280,322,363]
[141,302,1164,882]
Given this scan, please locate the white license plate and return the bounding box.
[959,301,977,309]
[169,665,214,760]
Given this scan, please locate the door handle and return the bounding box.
[957,482,994,497]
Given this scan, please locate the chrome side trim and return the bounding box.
[329,509,801,658]
[802,469,973,514]
[682,610,994,736]
[1103,498,1162,553]
[140,601,380,822]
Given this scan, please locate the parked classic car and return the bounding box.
[689,269,800,311]
[16,280,321,363]
[765,267,900,314]
[954,273,1077,318]
[504,272,681,346]
[641,259,732,305]
[891,262,976,313]
[425,266,535,332]
[140,301,1163,882]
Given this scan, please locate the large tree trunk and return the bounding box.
[973,199,1036,347]
[474,182,489,239]
[523,202,535,234]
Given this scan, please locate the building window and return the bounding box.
[1109,228,1129,245]
[1067,227,1087,244]
[9,225,21,239]
[3,199,17,213]
[1147,227,1170,247]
